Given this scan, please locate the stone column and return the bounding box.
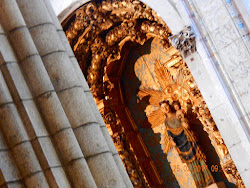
[42,0,132,186]
[0,0,132,187]
[0,0,96,187]
[0,129,24,187]
[0,60,49,187]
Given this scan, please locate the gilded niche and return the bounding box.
[100,107,149,187]
[137,52,244,187]
[64,0,244,187]
[65,0,171,99]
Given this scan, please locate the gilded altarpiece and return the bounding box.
[121,38,234,187]
[64,0,244,187]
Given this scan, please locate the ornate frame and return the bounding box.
[63,0,244,187]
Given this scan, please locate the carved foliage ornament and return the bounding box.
[138,60,244,187]
[100,108,149,187]
[65,0,243,186]
[169,26,196,58]
[65,0,171,99]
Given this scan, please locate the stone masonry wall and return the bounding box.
[0,0,132,187]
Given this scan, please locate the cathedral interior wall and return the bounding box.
[50,0,250,186]
[0,0,249,187]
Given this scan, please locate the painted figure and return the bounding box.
[160,100,215,188]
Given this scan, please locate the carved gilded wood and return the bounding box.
[99,104,149,187]
[64,0,171,99]
[138,57,244,187]
[64,0,244,187]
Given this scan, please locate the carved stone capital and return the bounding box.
[169,26,196,58]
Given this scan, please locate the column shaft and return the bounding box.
[0,126,24,187]
[18,0,129,187]
[0,66,49,187]
[0,0,97,187]
[42,0,133,187]
[0,0,133,187]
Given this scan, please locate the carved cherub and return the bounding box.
[172,101,189,129]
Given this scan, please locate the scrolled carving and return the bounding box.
[169,26,196,58]
[194,99,246,187]
[65,0,171,99]
[101,108,149,187]
[65,0,244,186]
[138,56,244,186]
[196,101,228,155]
[102,111,116,125]
[222,159,245,188]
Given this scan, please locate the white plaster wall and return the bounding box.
[51,0,185,34]
[50,0,90,22]
[49,0,250,186]
[169,0,250,185]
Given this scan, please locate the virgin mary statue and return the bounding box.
[160,100,214,188]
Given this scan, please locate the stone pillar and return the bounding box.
[43,0,133,187]
[0,129,24,187]
[0,0,131,187]
[0,58,49,187]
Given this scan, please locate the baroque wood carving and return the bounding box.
[100,106,149,187]
[138,58,244,187]
[65,0,171,99]
[64,0,244,187]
